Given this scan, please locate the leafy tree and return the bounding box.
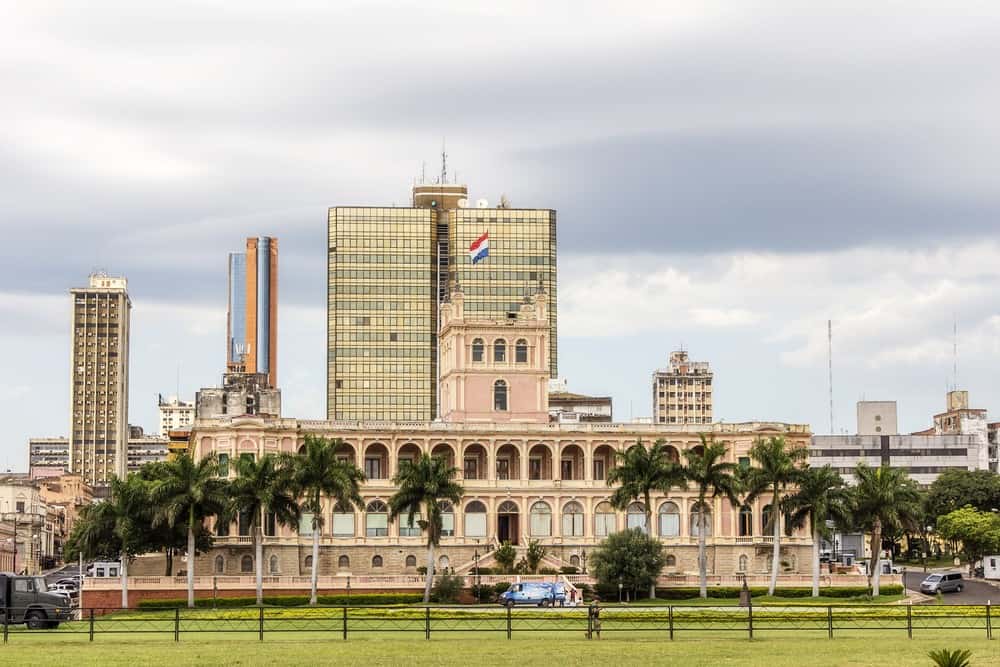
[590,529,666,600]
[683,434,740,598]
[290,435,365,605]
[148,454,228,608]
[744,436,809,595]
[525,539,546,573]
[607,439,684,598]
[227,454,301,605]
[493,541,516,573]
[388,453,464,603]
[926,469,1000,520]
[430,572,465,603]
[852,463,922,596]
[784,465,850,596]
[936,506,1000,574]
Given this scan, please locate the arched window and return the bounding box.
[739,506,753,537]
[562,501,584,537]
[438,555,450,571]
[338,555,350,569]
[762,504,774,535]
[240,555,253,573]
[594,502,616,537]
[465,500,487,538]
[214,555,225,574]
[371,555,383,568]
[405,554,417,567]
[530,501,552,537]
[515,339,528,363]
[399,509,421,537]
[665,554,677,567]
[439,500,455,537]
[217,453,230,477]
[493,339,506,362]
[626,502,647,533]
[298,511,315,536]
[569,554,581,567]
[471,338,484,362]
[658,502,680,537]
[738,554,749,573]
[333,499,355,537]
[493,380,508,411]
[302,556,311,573]
[366,500,389,537]
[270,554,280,574]
[690,502,713,537]
[216,516,230,537]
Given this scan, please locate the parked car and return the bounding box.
[919,572,964,594]
[50,583,79,599]
[0,573,73,629]
[498,582,567,608]
[54,578,80,590]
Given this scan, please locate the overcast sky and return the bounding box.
[2,2,999,471]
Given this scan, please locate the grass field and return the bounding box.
[0,635,997,666]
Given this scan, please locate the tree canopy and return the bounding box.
[589,528,666,599]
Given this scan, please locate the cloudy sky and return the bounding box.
[3,2,999,470]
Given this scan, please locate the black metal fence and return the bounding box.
[1,603,994,643]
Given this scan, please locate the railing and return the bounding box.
[1,603,993,643]
[82,572,891,591]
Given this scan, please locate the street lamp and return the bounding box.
[474,548,481,604]
[581,549,587,575]
[346,575,351,601]
[618,579,623,603]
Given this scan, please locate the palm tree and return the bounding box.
[606,439,685,598]
[149,454,229,608]
[290,435,366,605]
[852,463,921,596]
[784,465,850,597]
[227,454,301,605]
[683,434,740,598]
[388,453,463,603]
[744,436,808,596]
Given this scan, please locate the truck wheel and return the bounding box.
[25,610,46,630]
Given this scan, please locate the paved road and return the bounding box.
[903,570,999,605]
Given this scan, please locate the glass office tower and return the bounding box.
[327,185,556,421]
[227,237,278,388]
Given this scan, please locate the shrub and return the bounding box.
[137,593,424,609]
[471,567,495,576]
[590,529,666,598]
[492,581,513,598]
[493,541,516,573]
[559,566,579,575]
[928,649,972,667]
[526,539,546,573]
[538,567,558,575]
[650,585,903,600]
[430,573,464,603]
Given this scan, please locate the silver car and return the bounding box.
[920,572,964,594]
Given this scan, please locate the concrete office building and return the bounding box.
[195,372,281,421]
[227,237,278,388]
[126,425,170,473]
[857,401,898,435]
[547,379,613,423]
[28,437,69,478]
[158,395,195,436]
[69,273,131,489]
[327,180,557,422]
[652,350,713,425]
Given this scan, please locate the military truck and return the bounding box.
[0,573,73,629]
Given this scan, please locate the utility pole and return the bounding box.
[828,320,834,434]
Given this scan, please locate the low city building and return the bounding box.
[196,372,281,420]
[126,425,170,473]
[158,394,195,436]
[547,379,613,423]
[28,437,69,478]
[0,477,62,574]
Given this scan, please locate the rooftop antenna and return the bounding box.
[828,319,834,435]
[421,161,426,185]
[952,315,958,391]
[440,138,447,185]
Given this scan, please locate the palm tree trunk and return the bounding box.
[645,489,656,600]
[187,524,196,608]
[424,541,435,604]
[698,494,708,598]
[255,524,264,606]
[769,491,781,596]
[870,519,882,597]
[120,555,128,609]
[310,516,320,606]
[811,525,821,597]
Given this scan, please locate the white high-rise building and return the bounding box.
[158,395,195,436]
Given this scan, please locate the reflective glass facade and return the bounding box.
[227,252,247,368]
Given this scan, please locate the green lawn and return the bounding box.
[0,635,997,666]
[609,593,906,606]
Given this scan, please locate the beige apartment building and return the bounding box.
[158,395,195,436]
[327,181,557,422]
[69,273,131,488]
[652,350,713,425]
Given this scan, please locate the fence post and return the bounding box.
[342,606,348,641]
[258,606,264,642]
[668,606,674,640]
[174,607,179,642]
[747,599,753,640]
[986,603,992,640]
[3,606,8,644]
[586,605,593,640]
[89,608,94,642]
[425,606,431,640]
[906,604,912,639]
[506,604,512,640]
[827,606,833,639]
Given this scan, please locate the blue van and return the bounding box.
[499,582,567,608]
